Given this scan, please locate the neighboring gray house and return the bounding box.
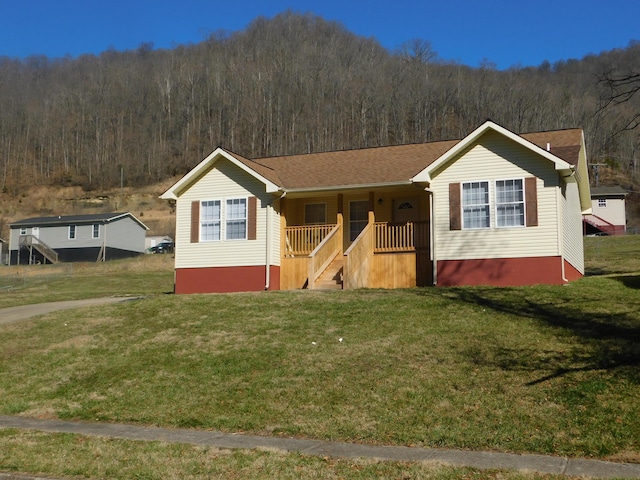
[9,212,148,264]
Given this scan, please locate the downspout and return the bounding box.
[265,191,286,291]
[424,187,436,286]
[557,182,568,283]
[265,200,271,290]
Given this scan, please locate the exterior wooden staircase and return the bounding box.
[313,257,344,290]
[19,235,59,264]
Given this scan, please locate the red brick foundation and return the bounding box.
[436,256,583,287]
[175,265,281,294]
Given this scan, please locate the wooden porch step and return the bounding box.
[314,257,344,290]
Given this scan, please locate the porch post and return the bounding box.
[368,191,375,223]
[280,197,287,259]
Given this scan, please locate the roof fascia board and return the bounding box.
[411,121,574,183]
[160,148,281,200]
[284,180,413,196]
[108,212,150,230]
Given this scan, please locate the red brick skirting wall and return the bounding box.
[437,256,583,287]
[175,265,281,294]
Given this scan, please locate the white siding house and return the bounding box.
[162,121,591,293]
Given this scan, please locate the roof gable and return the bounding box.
[411,121,575,183]
[160,147,282,200]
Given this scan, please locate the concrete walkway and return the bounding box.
[1,416,639,479]
[0,297,140,325]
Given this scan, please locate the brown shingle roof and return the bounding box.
[521,129,583,166]
[244,127,583,190]
[254,140,458,189]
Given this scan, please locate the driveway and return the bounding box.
[0,297,140,326]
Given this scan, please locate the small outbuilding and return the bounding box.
[9,212,148,264]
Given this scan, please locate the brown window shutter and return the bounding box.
[525,177,538,227]
[449,183,461,230]
[191,201,200,243]
[248,196,257,240]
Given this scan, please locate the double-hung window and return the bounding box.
[92,224,100,238]
[200,200,221,241]
[226,198,247,240]
[598,198,607,208]
[495,179,524,227]
[69,225,76,239]
[462,181,490,229]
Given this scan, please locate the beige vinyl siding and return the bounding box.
[174,158,280,269]
[431,131,561,261]
[561,178,585,274]
[288,196,340,226]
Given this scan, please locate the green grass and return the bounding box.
[0,235,639,478]
[0,430,560,480]
[0,254,174,308]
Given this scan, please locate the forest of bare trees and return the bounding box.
[0,11,639,193]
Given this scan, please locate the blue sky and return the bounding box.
[1,0,638,70]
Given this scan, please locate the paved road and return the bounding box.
[0,297,140,325]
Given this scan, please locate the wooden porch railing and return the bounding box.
[285,224,336,256]
[308,222,342,289]
[374,221,430,252]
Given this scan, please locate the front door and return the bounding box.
[393,198,420,223]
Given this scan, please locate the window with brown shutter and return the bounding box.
[449,183,461,230]
[248,196,257,240]
[190,201,199,243]
[525,176,538,227]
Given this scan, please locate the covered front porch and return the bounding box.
[279,189,433,290]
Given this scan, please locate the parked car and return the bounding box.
[149,241,174,254]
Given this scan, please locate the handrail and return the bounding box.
[308,222,342,289]
[285,224,336,256]
[343,222,374,289]
[19,235,59,264]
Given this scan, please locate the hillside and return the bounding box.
[0,179,179,241]
[0,11,639,193]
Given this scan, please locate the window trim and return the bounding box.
[200,199,221,242]
[225,197,248,241]
[461,180,491,230]
[598,198,607,208]
[92,224,100,239]
[494,177,526,229]
[68,225,76,240]
[19,227,27,236]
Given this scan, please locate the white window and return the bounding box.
[304,203,326,225]
[462,181,490,229]
[598,198,607,207]
[200,200,221,242]
[69,225,76,239]
[226,198,247,240]
[92,224,100,238]
[495,179,525,227]
[20,227,27,235]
